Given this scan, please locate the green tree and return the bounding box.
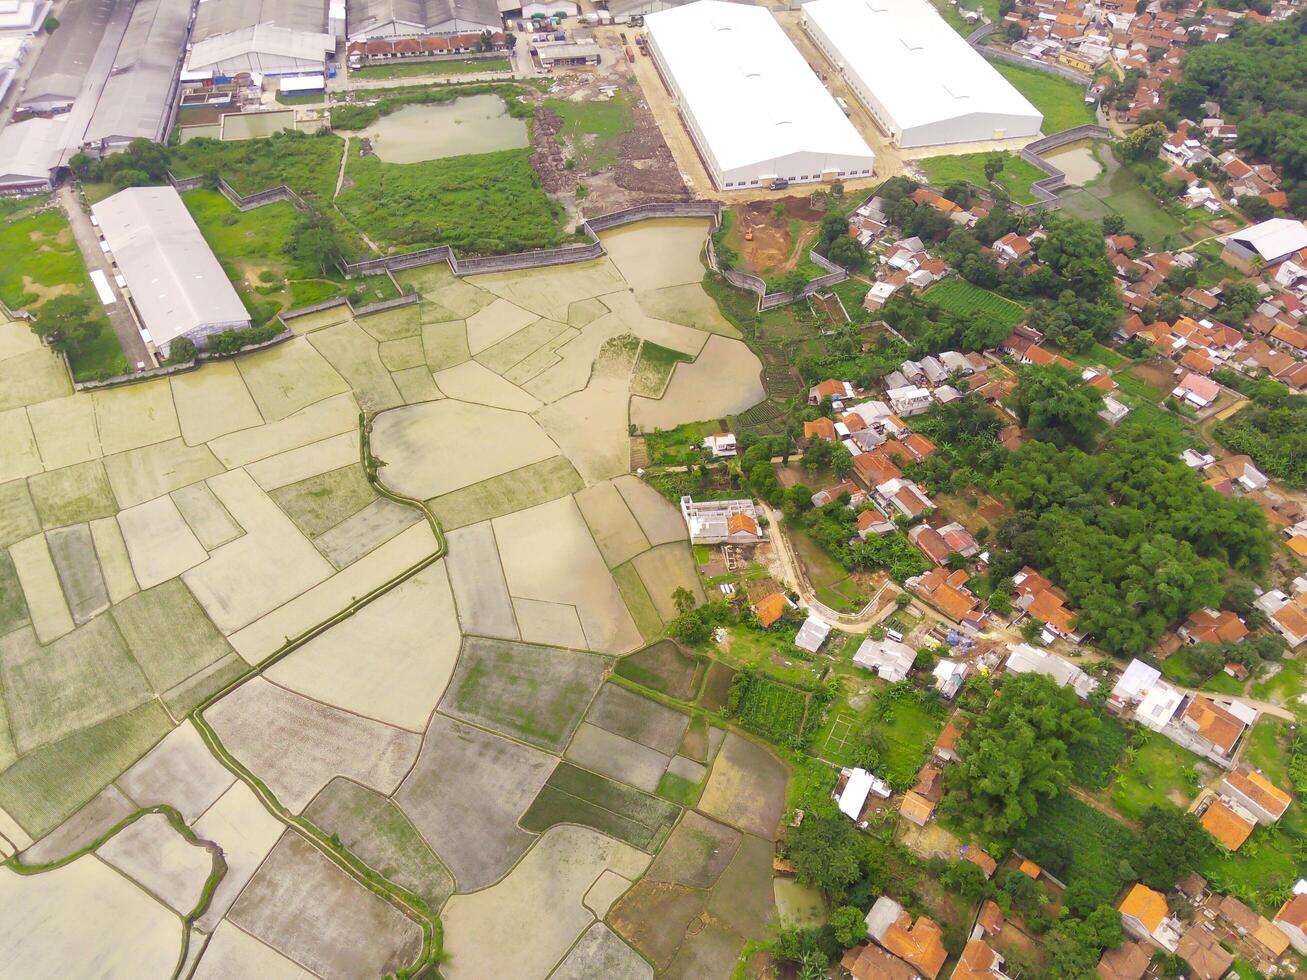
[830,905,868,947]
[828,235,867,272]
[31,294,101,356]
[1119,122,1168,161]
[983,154,1005,182]
[672,586,696,615]
[1012,364,1104,449]
[948,673,1098,838]
[1131,807,1209,891]
[787,809,864,898]
[166,336,197,364]
[287,208,345,276]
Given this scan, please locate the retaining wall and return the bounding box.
[69,329,295,392]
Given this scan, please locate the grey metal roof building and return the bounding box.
[346,0,500,40]
[82,0,192,149]
[20,0,130,111]
[92,186,251,356]
[0,116,65,194]
[186,0,339,76]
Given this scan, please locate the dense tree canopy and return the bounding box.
[1131,806,1210,891]
[993,427,1270,655]
[947,673,1098,839]
[1212,375,1307,486]
[1012,364,1105,449]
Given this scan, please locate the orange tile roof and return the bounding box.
[726,512,759,537]
[1018,858,1041,879]
[1224,767,1291,820]
[1119,883,1168,933]
[841,944,920,980]
[899,790,936,825]
[754,592,789,628]
[1184,608,1247,645]
[1097,940,1152,980]
[952,940,1001,980]
[854,452,901,487]
[1276,892,1307,931]
[1272,599,1307,640]
[1182,696,1245,754]
[903,433,937,459]
[1027,588,1077,634]
[935,719,963,755]
[1176,925,1234,980]
[965,847,997,877]
[1201,799,1254,851]
[814,378,849,399]
[880,911,948,978]
[976,899,1003,935]
[804,417,838,441]
[1253,919,1290,957]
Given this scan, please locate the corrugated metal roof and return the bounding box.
[346,0,500,36]
[193,0,329,41]
[92,186,250,348]
[0,116,65,182]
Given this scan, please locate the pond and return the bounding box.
[358,95,528,164]
[1042,139,1103,186]
[774,877,828,929]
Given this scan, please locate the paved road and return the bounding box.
[58,186,153,371]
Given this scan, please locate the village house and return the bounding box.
[865,897,949,979]
[993,231,1033,266]
[1004,644,1097,699]
[909,567,987,631]
[794,615,832,653]
[1134,679,1186,732]
[1118,882,1182,950]
[1175,925,1234,979]
[679,497,762,545]
[1255,588,1307,647]
[1172,371,1222,408]
[834,766,893,822]
[951,939,1011,980]
[1179,607,1248,645]
[811,480,865,508]
[1175,694,1251,763]
[856,506,898,539]
[1274,892,1307,954]
[933,658,967,699]
[701,431,737,458]
[753,591,795,628]
[1220,767,1291,825]
[1108,659,1161,713]
[808,378,856,406]
[840,944,921,980]
[1096,940,1153,980]
[853,636,917,682]
[1199,796,1256,851]
[887,384,934,417]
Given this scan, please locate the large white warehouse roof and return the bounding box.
[801,0,1043,148]
[645,0,874,188]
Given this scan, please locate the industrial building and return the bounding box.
[20,0,130,113]
[0,116,64,194]
[801,0,1043,149]
[81,0,192,150]
[644,0,874,190]
[346,0,501,41]
[186,0,342,78]
[92,186,251,357]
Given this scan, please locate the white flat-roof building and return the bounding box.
[92,186,252,357]
[1005,643,1097,699]
[801,0,1043,148]
[644,0,874,190]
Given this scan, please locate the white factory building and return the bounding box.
[801,0,1043,149]
[644,0,874,190]
[93,187,252,357]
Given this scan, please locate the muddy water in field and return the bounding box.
[359,96,528,163]
[1041,140,1102,186]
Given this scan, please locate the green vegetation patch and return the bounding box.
[657,771,703,807]
[612,560,664,641]
[440,636,608,752]
[168,130,344,201]
[1067,713,1127,791]
[110,579,235,693]
[0,701,171,837]
[270,463,377,538]
[0,548,31,635]
[615,639,703,700]
[427,456,583,530]
[631,341,693,398]
[1056,144,1189,249]
[992,61,1097,134]
[546,92,634,171]
[520,761,680,852]
[304,776,455,910]
[1012,793,1138,908]
[918,151,1048,205]
[336,143,568,256]
[28,460,117,529]
[725,671,808,745]
[923,278,1026,328]
[352,57,511,80]
[698,660,736,712]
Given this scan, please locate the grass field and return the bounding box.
[924,278,1026,328]
[992,62,1096,135]
[168,129,344,201]
[352,57,511,80]
[614,639,703,700]
[520,762,680,852]
[0,205,125,379]
[546,93,634,172]
[918,151,1048,205]
[337,143,569,255]
[1250,659,1304,706]
[1107,733,1200,820]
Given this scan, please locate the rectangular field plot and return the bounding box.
[726,672,807,745]
[923,279,1025,329]
[439,636,608,752]
[520,762,679,852]
[614,640,703,700]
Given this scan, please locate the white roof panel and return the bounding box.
[802,0,1042,134]
[645,0,873,174]
[1228,218,1307,262]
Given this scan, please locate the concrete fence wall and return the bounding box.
[975,44,1094,86]
[70,328,295,391]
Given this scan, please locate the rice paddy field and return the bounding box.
[0,210,803,979]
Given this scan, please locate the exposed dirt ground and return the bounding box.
[730,197,826,274]
[535,33,689,215]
